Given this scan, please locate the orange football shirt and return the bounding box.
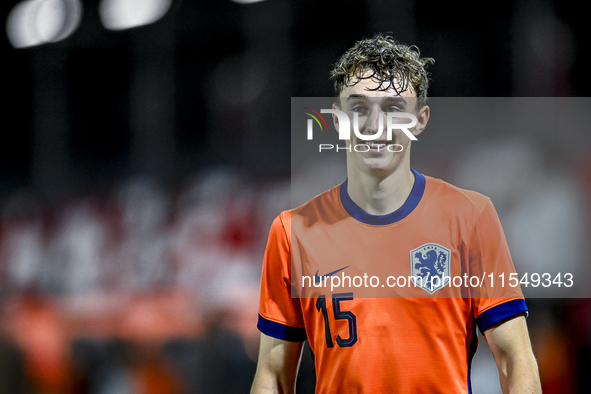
[258,169,527,393]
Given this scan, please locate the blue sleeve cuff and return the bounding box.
[476,299,529,332]
[257,315,307,342]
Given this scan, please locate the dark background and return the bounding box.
[2,0,590,195]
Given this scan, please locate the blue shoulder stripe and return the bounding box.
[257,315,307,342]
[477,299,528,332]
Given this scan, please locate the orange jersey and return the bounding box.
[258,169,527,393]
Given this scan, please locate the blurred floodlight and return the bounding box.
[99,0,173,31]
[51,0,82,42]
[6,1,40,48]
[6,0,82,49]
[37,0,66,42]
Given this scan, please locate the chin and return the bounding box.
[361,163,395,178]
[361,157,398,173]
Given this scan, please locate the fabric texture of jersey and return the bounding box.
[257,169,527,393]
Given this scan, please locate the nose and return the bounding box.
[363,108,384,136]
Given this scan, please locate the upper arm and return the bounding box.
[251,333,304,394]
[484,314,532,360]
[484,314,541,393]
[253,213,306,393]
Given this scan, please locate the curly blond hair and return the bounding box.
[331,34,434,106]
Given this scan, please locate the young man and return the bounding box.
[251,35,541,393]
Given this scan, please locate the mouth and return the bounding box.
[366,140,391,152]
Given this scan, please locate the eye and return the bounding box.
[384,105,402,112]
[351,105,368,115]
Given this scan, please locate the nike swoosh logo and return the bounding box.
[314,266,350,284]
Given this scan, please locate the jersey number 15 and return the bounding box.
[316,293,357,348]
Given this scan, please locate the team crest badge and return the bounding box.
[410,243,451,294]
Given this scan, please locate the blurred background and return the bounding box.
[1,0,590,393]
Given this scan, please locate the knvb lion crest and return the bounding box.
[410,243,451,294]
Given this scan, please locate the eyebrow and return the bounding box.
[346,94,408,105]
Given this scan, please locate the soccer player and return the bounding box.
[251,35,541,393]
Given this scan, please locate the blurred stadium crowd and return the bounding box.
[0,168,290,393]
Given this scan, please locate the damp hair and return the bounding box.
[330,34,434,107]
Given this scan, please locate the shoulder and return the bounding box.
[424,174,493,216]
[290,184,345,224]
[268,183,344,237]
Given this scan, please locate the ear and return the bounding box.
[412,105,430,138]
[332,101,340,133]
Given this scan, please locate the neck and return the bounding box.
[346,158,415,216]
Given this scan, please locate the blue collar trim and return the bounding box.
[339,168,425,225]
